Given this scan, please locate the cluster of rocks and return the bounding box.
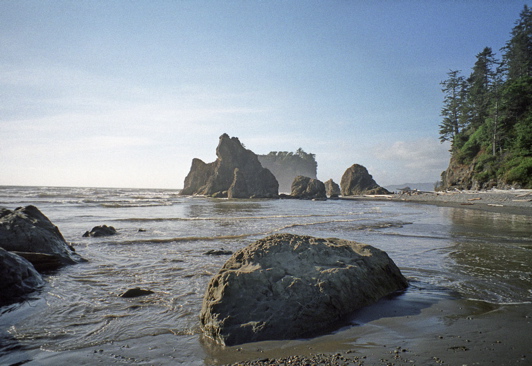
[0,206,86,306]
[200,233,408,346]
[0,206,142,306]
[180,134,389,200]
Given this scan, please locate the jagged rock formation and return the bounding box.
[200,233,408,346]
[290,176,326,199]
[340,164,390,196]
[258,149,317,193]
[0,248,44,306]
[180,134,279,198]
[324,179,341,198]
[440,155,476,190]
[0,205,84,265]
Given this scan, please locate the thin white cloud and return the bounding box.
[374,138,450,169]
[368,138,451,184]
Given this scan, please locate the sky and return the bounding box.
[1,0,529,189]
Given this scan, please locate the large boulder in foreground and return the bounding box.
[340,164,390,196]
[0,205,84,265]
[180,134,279,198]
[200,233,408,346]
[0,248,44,306]
[290,176,326,199]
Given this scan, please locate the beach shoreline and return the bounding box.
[340,189,532,217]
[217,189,532,365]
[217,297,531,366]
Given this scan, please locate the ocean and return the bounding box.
[0,186,531,365]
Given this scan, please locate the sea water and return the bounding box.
[0,186,531,365]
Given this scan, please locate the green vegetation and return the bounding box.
[439,6,532,188]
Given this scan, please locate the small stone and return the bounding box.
[120,287,154,298]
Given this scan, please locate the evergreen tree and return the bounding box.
[439,70,467,144]
[486,63,505,156]
[466,47,498,130]
[439,6,532,188]
[502,5,532,80]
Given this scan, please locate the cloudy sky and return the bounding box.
[1,1,528,189]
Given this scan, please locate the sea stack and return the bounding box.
[180,134,279,198]
[340,164,390,196]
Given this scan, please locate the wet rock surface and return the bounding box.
[83,225,117,237]
[0,205,84,265]
[119,288,154,298]
[0,247,44,306]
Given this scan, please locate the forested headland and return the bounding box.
[439,5,532,190]
[258,149,318,193]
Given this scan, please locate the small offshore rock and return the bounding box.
[324,179,341,198]
[204,249,233,256]
[83,225,117,237]
[120,287,154,298]
[290,176,326,200]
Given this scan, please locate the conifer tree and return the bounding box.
[502,5,532,80]
[466,47,497,130]
[439,70,467,144]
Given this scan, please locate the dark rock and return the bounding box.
[83,225,117,237]
[120,287,154,298]
[0,205,84,265]
[0,248,44,306]
[278,193,296,199]
[200,233,408,346]
[290,176,326,199]
[12,251,63,272]
[340,164,390,196]
[204,249,233,256]
[180,134,279,198]
[324,179,341,198]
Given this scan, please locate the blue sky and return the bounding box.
[1,1,529,189]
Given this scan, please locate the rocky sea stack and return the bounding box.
[200,233,408,346]
[290,176,326,199]
[340,164,390,196]
[180,134,279,198]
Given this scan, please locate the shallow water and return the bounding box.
[0,186,531,365]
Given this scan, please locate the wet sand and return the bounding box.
[214,294,531,366]
[342,189,532,217]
